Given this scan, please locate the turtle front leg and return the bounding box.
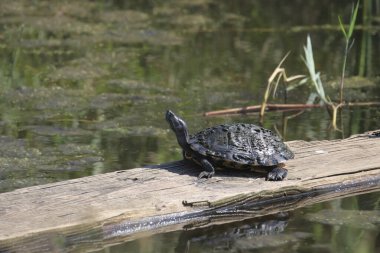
[198,159,215,179]
[267,167,288,181]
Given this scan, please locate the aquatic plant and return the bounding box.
[302,35,329,105]
[338,1,360,104]
[259,0,359,123]
[302,36,343,129]
[302,1,360,130]
[358,0,373,76]
[260,52,305,118]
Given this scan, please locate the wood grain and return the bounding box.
[0,131,379,250]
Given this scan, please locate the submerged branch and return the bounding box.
[204,102,380,117]
[205,104,322,116]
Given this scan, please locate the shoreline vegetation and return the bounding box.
[205,1,380,132]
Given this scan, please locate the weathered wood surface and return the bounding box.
[0,131,380,249]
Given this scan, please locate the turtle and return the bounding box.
[165,110,294,181]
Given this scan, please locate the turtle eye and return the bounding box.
[184,152,192,159]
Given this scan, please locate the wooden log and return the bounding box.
[0,130,380,252]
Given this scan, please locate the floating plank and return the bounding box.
[0,131,380,252]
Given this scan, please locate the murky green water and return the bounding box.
[99,193,380,253]
[0,0,379,252]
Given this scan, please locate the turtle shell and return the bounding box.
[188,123,294,167]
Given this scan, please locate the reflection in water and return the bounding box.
[306,209,380,230]
[174,217,290,252]
[99,193,380,253]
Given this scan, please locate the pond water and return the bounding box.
[96,193,380,253]
[0,0,379,252]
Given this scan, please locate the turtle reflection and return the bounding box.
[175,215,308,252]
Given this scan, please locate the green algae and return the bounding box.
[0,136,102,192]
[0,0,379,194]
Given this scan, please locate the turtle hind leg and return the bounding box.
[197,159,215,179]
[266,167,288,181]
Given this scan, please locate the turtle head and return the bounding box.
[166,110,190,149]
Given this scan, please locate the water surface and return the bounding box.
[0,0,379,252]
